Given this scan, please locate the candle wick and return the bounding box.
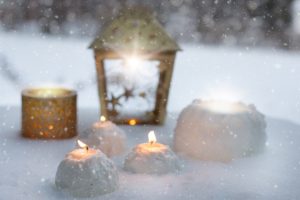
[86,146,89,152]
[150,141,154,145]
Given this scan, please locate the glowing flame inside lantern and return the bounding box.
[148,131,157,145]
[77,140,89,152]
[124,55,144,80]
[128,119,137,126]
[100,116,106,122]
[126,56,141,69]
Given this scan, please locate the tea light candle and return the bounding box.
[55,140,119,198]
[86,116,126,157]
[124,131,180,174]
[22,87,77,139]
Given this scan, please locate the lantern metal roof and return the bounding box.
[89,7,180,53]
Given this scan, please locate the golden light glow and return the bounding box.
[126,56,141,68]
[148,130,157,144]
[128,119,137,126]
[21,87,77,139]
[200,101,249,114]
[77,140,89,152]
[48,125,54,130]
[137,142,167,154]
[124,56,144,79]
[100,116,106,122]
[23,87,74,98]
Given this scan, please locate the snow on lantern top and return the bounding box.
[89,7,180,53]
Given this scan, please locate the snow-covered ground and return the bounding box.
[0,32,300,199]
[0,31,299,124]
[1,107,300,200]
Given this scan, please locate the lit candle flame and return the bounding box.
[148,130,157,145]
[128,119,137,126]
[77,140,89,152]
[100,116,106,122]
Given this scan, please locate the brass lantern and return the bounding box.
[89,7,180,125]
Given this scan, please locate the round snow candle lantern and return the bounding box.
[55,140,119,198]
[124,131,180,174]
[89,7,180,125]
[174,99,267,162]
[86,116,127,157]
[22,87,77,139]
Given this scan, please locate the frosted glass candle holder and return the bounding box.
[22,87,77,139]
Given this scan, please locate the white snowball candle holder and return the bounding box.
[124,131,181,174]
[55,140,119,198]
[174,99,267,162]
[86,116,127,157]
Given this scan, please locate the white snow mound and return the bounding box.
[124,143,181,174]
[174,99,267,161]
[85,121,127,157]
[55,150,119,197]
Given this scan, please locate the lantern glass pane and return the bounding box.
[103,59,160,122]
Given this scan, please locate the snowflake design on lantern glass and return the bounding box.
[104,59,160,120]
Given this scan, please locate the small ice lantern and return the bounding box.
[89,7,180,125]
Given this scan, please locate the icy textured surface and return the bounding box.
[174,99,267,161]
[84,121,127,157]
[124,143,181,174]
[55,149,119,198]
[1,107,300,199]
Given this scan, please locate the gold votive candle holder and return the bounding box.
[22,87,77,139]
